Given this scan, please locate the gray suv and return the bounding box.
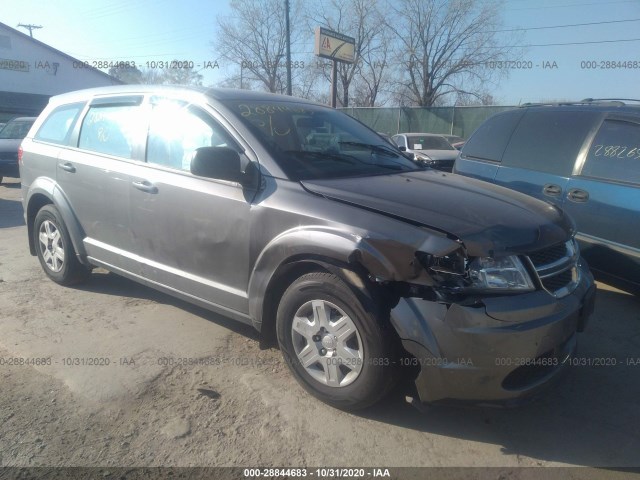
[20,86,595,410]
[454,100,640,294]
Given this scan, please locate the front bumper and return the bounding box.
[391,260,595,404]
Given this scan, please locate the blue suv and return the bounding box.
[454,99,640,293]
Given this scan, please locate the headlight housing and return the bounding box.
[468,255,535,292]
[414,153,432,162]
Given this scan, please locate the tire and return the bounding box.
[33,205,90,285]
[276,272,396,410]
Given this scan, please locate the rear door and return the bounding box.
[493,110,601,208]
[56,95,147,272]
[563,115,640,284]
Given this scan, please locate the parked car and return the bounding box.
[392,133,458,171]
[454,99,640,294]
[21,86,594,410]
[0,116,36,183]
[440,134,465,150]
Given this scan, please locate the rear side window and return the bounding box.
[35,103,84,145]
[581,119,640,185]
[78,105,144,159]
[461,109,524,162]
[501,110,598,176]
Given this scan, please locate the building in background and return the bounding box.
[0,21,121,122]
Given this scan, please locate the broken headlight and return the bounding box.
[468,256,535,292]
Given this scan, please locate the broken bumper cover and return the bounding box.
[391,260,595,404]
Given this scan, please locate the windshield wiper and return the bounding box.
[338,141,401,157]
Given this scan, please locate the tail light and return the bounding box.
[18,145,23,166]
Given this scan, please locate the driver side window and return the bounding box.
[146,100,237,172]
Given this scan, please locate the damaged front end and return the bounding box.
[358,235,595,405]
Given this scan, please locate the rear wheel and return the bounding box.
[276,272,396,410]
[33,205,90,285]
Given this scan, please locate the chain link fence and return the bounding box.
[340,105,517,140]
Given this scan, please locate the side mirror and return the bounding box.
[398,146,407,151]
[190,147,244,184]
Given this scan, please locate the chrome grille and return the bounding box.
[528,243,568,267]
[526,240,579,297]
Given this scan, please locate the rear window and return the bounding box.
[501,110,598,176]
[461,109,524,162]
[0,119,34,139]
[406,135,454,150]
[35,103,84,145]
[581,119,640,185]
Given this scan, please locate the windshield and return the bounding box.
[444,135,464,144]
[222,100,420,180]
[0,120,34,139]
[406,135,455,151]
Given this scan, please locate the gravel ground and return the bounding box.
[1,176,639,475]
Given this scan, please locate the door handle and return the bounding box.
[57,162,76,173]
[542,183,562,197]
[567,188,589,203]
[132,180,158,194]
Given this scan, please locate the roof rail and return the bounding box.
[520,99,640,108]
[580,98,640,104]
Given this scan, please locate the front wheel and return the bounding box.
[33,205,90,285]
[276,272,396,410]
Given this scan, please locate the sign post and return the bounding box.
[314,27,355,108]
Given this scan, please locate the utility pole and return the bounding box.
[285,0,292,96]
[17,24,43,38]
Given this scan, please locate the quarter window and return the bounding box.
[78,105,143,159]
[146,101,237,172]
[35,103,84,145]
[581,119,640,185]
[461,109,524,162]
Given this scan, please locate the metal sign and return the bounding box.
[314,27,355,64]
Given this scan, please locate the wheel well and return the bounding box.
[26,194,53,255]
[258,257,400,349]
[259,260,330,348]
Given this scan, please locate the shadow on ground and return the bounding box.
[73,269,640,467]
[362,287,640,467]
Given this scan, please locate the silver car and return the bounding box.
[20,86,595,410]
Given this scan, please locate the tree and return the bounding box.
[108,65,142,84]
[350,25,393,106]
[109,61,202,86]
[160,64,203,86]
[385,0,518,106]
[214,0,302,93]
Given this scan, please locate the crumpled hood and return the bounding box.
[301,170,574,257]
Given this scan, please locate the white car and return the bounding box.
[392,133,459,172]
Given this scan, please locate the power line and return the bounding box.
[491,18,640,33]
[508,0,638,10]
[492,37,640,48]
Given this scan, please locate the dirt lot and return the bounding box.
[1,176,639,472]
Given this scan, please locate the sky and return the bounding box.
[2,0,640,105]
